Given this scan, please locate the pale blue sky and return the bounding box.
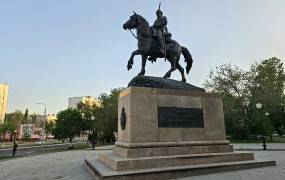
[0,0,284,114]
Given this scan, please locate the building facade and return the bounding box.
[18,124,41,140]
[0,83,8,124]
[68,96,100,109]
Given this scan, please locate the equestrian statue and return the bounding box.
[123,3,193,82]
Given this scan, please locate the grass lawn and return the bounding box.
[0,140,88,149]
[0,141,60,149]
[229,135,285,143]
[0,156,14,161]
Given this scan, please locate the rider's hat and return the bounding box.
[156,2,163,16]
[156,9,163,16]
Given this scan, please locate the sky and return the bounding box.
[0,0,284,114]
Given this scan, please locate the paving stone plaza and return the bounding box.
[0,145,284,180]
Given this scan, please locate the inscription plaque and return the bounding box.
[158,107,204,128]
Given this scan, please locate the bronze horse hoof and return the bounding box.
[127,64,132,70]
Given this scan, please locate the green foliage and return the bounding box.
[30,113,37,123]
[254,58,285,136]
[23,131,31,141]
[22,108,29,124]
[52,87,125,143]
[54,109,83,142]
[0,124,7,139]
[204,57,285,139]
[88,131,98,142]
[0,110,24,140]
[96,88,125,141]
[45,121,56,136]
[77,87,125,142]
[5,110,24,126]
[76,101,98,134]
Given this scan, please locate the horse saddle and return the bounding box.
[164,32,172,43]
[151,28,172,43]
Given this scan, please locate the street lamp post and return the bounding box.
[90,116,96,149]
[36,103,46,149]
[265,111,270,137]
[256,103,267,150]
[12,130,17,157]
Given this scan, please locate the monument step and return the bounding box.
[84,156,276,180]
[114,144,233,158]
[98,151,254,171]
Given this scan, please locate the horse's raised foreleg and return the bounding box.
[163,57,177,79]
[138,55,147,76]
[127,49,141,70]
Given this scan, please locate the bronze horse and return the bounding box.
[123,12,193,82]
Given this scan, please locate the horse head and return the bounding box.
[123,12,139,30]
[123,12,149,30]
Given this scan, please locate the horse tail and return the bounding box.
[182,46,193,74]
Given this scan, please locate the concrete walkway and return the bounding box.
[179,150,285,180]
[0,146,284,180]
[0,149,94,180]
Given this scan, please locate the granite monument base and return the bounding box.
[84,84,276,179]
[84,156,275,180]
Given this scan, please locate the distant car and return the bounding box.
[34,140,46,145]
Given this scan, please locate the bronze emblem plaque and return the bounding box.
[120,107,127,130]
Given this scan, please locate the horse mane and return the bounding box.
[137,15,150,27]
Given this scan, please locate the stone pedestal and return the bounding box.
[85,86,275,180]
[117,87,226,143]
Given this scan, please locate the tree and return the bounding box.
[54,109,83,144]
[45,121,56,136]
[23,131,31,141]
[254,57,285,135]
[30,113,37,123]
[0,124,7,140]
[5,110,24,127]
[53,87,125,145]
[0,121,17,141]
[75,88,125,143]
[22,108,29,124]
[76,101,98,135]
[96,88,125,142]
[204,57,285,139]
[4,110,24,140]
[204,64,257,139]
